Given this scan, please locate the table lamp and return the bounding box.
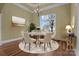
[65,25,72,33]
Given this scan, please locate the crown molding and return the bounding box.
[26,3,47,8]
[13,3,68,13]
[13,4,33,13]
[39,3,68,12]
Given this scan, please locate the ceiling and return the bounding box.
[20,3,55,10]
[14,3,68,13]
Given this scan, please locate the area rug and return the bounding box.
[19,40,59,53]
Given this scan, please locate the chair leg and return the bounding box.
[47,43,49,47]
[39,42,41,47]
[35,42,37,47]
[24,42,26,49]
[29,43,31,51]
[49,42,52,49]
[44,43,46,51]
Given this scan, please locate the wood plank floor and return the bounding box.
[0,40,76,56]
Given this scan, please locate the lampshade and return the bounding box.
[65,25,72,30]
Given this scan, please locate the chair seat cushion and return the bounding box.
[39,39,45,42]
[30,38,36,42]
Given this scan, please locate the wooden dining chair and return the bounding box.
[21,31,25,43]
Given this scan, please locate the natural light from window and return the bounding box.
[40,14,56,32]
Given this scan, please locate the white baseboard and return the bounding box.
[0,37,23,46]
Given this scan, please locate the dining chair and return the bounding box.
[39,33,52,51]
[23,32,36,51]
[21,31,25,43]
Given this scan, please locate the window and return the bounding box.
[40,14,56,32]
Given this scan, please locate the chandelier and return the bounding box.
[33,4,39,17]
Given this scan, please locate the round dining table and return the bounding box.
[28,31,53,47]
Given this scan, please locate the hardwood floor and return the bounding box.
[0,40,76,56]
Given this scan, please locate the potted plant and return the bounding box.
[29,23,36,32]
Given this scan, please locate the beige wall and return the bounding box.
[33,14,39,27]
[70,4,77,35]
[1,4,32,40]
[0,3,74,41]
[34,4,71,37]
